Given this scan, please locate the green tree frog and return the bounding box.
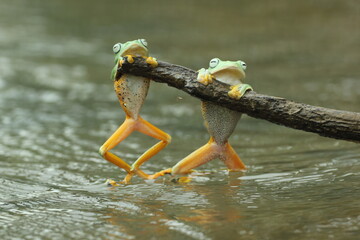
[151,58,252,178]
[99,39,171,185]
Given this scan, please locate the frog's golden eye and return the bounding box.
[140,39,148,47]
[113,43,121,54]
[209,58,220,68]
[240,61,247,70]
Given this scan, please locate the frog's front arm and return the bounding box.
[228,83,253,100]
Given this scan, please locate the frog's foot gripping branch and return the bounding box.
[197,69,253,100]
[228,83,253,100]
[119,55,158,68]
[99,116,171,184]
[197,68,214,85]
[149,138,245,179]
[118,55,134,66]
[144,56,158,67]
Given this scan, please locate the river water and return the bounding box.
[0,0,359,239]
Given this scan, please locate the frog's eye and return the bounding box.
[113,43,121,54]
[140,39,148,47]
[209,58,220,68]
[240,61,247,70]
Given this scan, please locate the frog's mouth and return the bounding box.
[122,44,148,57]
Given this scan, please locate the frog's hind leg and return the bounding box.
[149,139,245,179]
[170,138,220,175]
[220,142,246,171]
[123,117,171,182]
[99,117,136,173]
[171,139,246,175]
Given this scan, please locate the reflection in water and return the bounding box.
[176,179,243,228]
[102,176,245,240]
[0,0,359,239]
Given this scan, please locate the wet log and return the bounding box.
[117,57,360,143]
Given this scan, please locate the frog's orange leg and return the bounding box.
[148,139,216,179]
[124,117,171,181]
[99,117,135,173]
[221,142,246,171]
[171,138,220,175]
[149,139,245,179]
[148,168,172,179]
[99,117,157,184]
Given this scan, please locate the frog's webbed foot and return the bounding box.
[148,169,193,183]
[148,168,172,179]
[144,56,158,67]
[171,176,193,183]
[105,178,136,186]
[197,68,214,85]
[228,83,253,100]
[105,179,121,187]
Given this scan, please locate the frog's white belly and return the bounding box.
[201,101,241,145]
[114,74,150,120]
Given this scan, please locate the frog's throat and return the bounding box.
[212,69,245,85]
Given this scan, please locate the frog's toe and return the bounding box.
[228,83,253,100]
[145,56,158,67]
[125,55,134,64]
[171,176,193,183]
[105,179,120,187]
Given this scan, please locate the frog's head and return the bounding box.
[207,58,247,84]
[111,39,149,79]
[113,39,149,58]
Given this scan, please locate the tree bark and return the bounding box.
[116,57,360,143]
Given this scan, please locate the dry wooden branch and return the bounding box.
[116,57,360,143]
